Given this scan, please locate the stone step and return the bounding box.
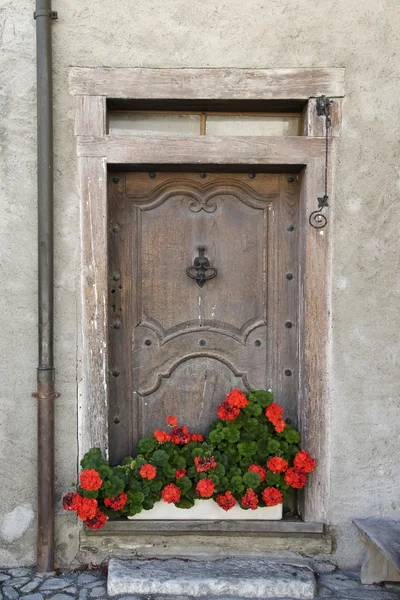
[107,557,317,599]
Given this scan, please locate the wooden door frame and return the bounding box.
[70,67,344,523]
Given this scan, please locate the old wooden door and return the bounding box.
[108,172,299,464]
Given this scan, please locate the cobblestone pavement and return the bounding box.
[0,566,399,600]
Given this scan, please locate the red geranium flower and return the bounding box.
[275,419,286,433]
[241,489,259,510]
[216,490,236,511]
[194,456,217,472]
[248,464,266,483]
[84,510,108,530]
[70,494,98,520]
[104,492,128,511]
[162,483,181,504]
[262,487,283,507]
[154,430,170,443]
[176,468,187,479]
[191,433,204,442]
[267,456,288,473]
[285,467,307,489]
[196,478,215,498]
[217,400,240,421]
[62,491,77,511]
[79,469,102,491]
[265,402,284,426]
[171,425,192,445]
[293,450,317,474]
[226,389,249,409]
[166,415,178,427]
[140,463,157,480]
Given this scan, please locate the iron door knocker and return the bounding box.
[186,246,217,288]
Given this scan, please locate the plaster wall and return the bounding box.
[0,0,399,569]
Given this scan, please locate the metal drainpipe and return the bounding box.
[32,0,59,574]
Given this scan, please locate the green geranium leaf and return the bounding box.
[215,463,226,477]
[257,440,270,458]
[222,426,241,443]
[282,427,301,444]
[163,464,177,479]
[266,471,282,486]
[208,430,223,445]
[128,490,145,505]
[136,437,157,455]
[143,498,154,510]
[230,475,245,493]
[175,498,195,509]
[267,439,281,454]
[175,456,187,469]
[237,441,257,457]
[176,476,192,493]
[243,403,262,417]
[243,471,261,488]
[152,450,169,466]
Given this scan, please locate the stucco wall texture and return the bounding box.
[0,0,399,569]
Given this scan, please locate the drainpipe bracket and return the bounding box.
[33,10,58,20]
[32,391,61,400]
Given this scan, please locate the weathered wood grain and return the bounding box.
[69,67,345,99]
[84,518,325,536]
[77,135,326,164]
[78,156,109,458]
[302,98,343,137]
[107,173,139,464]
[297,157,330,523]
[267,176,300,424]
[74,95,106,137]
[108,172,300,462]
[354,518,400,584]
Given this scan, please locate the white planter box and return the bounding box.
[127,499,282,520]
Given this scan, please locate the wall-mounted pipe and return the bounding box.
[33,0,59,574]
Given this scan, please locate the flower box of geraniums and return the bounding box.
[63,389,316,529]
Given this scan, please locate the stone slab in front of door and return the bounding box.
[108,172,299,464]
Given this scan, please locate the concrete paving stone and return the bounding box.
[76,576,101,587]
[2,587,19,600]
[47,595,74,600]
[20,594,45,600]
[78,589,88,600]
[7,578,31,589]
[107,557,317,599]
[0,575,11,582]
[89,587,106,598]
[40,580,71,592]
[20,581,41,594]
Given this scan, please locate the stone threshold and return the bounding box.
[107,556,318,599]
[84,517,324,536]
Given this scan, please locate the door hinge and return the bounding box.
[34,9,58,19]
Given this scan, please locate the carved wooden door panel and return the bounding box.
[108,172,299,463]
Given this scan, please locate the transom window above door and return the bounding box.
[107,111,302,137]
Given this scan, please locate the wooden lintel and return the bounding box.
[77,135,328,165]
[69,67,345,100]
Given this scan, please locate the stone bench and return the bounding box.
[354,517,400,584]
